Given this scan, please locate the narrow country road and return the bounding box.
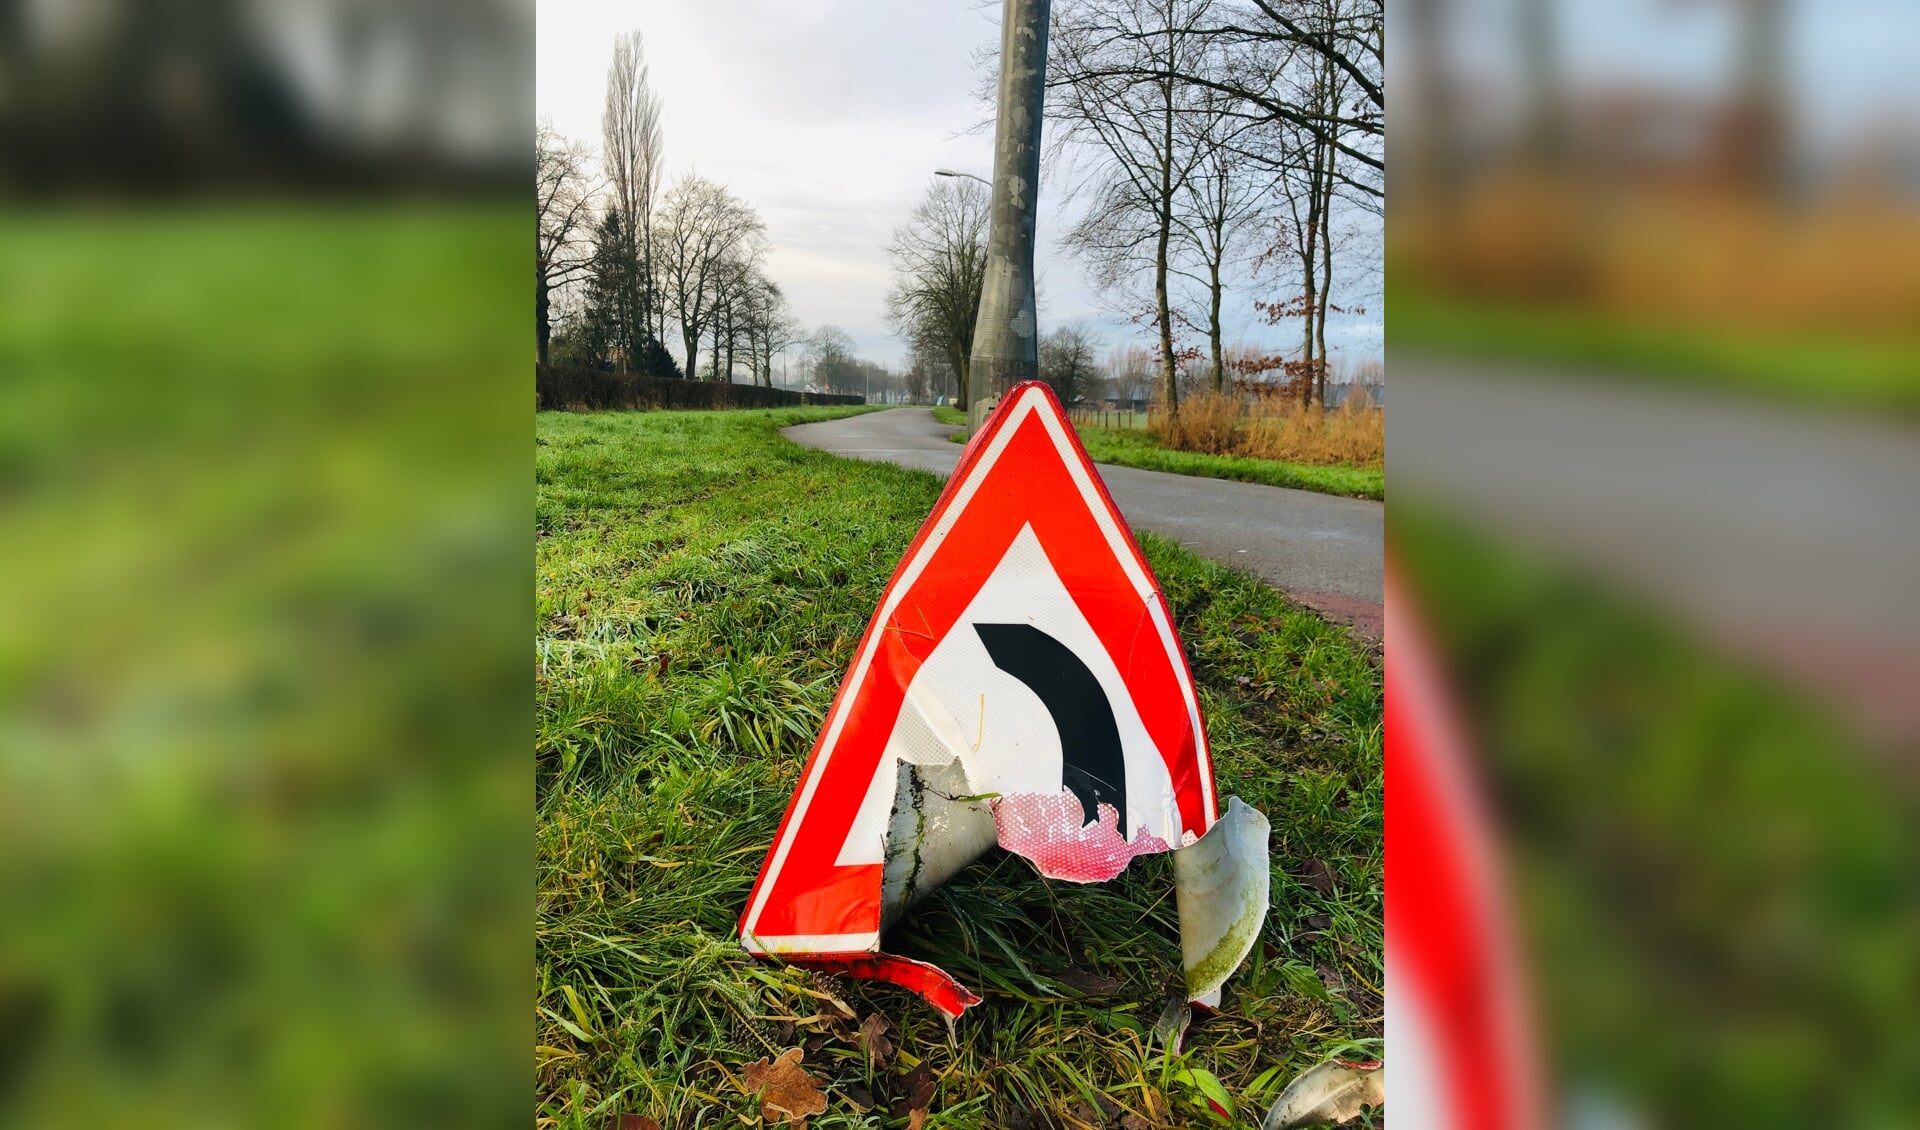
[783,407,1384,640]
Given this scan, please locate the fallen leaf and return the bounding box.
[1260,1057,1384,1129]
[907,1111,927,1130]
[1303,913,1332,932]
[743,1048,828,1125]
[1298,858,1335,895]
[843,1083,874,1111]
[859,1014,893,1069]
[613,1116,660,1130]
[890,1063,937,1119]
[1121,1115,1152,1130]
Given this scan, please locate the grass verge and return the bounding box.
[536,407,1383,1129]
[1071,427,1383,501]
[928,406,1383,500]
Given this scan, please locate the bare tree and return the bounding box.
[536,118,596,365]
[705,251,757,382]
[885,176,990,409]
[1171,82,1266,392]
[656,175,765,382]
[909,333,959,404]
[1039,321,1103,407]
[1063,0,1385,196]
[1105,343,1155,408]
[741,272,802,388]
[805,325,858,394]
[602,30,666,363]
[902,354,934,404]
[1261,0,1366,406]
[1050,0,1216,419]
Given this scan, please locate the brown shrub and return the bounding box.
[1151,391,1383,467]
[1151,392,1243,455]
[1244,396,1383,467]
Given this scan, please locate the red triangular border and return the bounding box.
[739,383,1216,1002]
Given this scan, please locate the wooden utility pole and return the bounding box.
[969,0,1050,428]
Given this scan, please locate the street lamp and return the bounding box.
[934,168,992,187]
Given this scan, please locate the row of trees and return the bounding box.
[535,32,806,384]
[1047,0,1383,416]
[879,0,1380,416]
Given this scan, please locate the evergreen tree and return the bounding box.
[579,208,681,376]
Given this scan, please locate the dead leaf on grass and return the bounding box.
[743,1048,828,1126]
[1298,858,1335,894]
[612,1116,660,1130]
[890,1062,937,1119]
[859,1013,893,1069]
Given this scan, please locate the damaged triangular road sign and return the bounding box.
[739,382,1268,1018]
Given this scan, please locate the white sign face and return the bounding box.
[837,524,1189,881]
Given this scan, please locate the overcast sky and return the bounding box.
[536,0,1384,375]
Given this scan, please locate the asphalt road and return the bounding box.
[1392,355,1920,749]
[782,407,1384,639]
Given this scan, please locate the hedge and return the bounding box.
[535,364,866,411]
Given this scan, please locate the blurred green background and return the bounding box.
[0,205,527,1127]
[0,2,528,1125]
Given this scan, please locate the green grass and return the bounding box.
[1395,506,1920,1127]
[1070,427,1383,501]
[1,207,527,1127]
[926,406,1383,500]
[1389,281,1920,414]
[536,407,1383,1129]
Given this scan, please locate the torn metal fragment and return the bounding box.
[880,759,997,928]
[1174,795,1272,1003]
[1261,1057,1384,1130]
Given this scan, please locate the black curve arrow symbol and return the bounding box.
[973,622,1128,838]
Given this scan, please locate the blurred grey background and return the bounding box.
[0,0,529,193]
[1389,0,1920,1125]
